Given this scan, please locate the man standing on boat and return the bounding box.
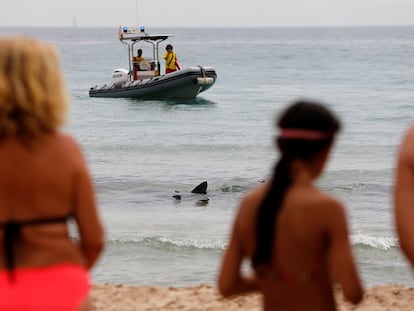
[163,44,181,74]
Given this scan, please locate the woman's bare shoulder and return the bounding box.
[398,124,414,164]
[47,132,86,166]
[316,190,342,207]
[54,132,78,145]
[51,132,83,152]
[241,182,269,207]
[312,190,347,224]
[292,188,344,221]
[237,182,270,220]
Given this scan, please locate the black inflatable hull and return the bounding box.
[89,67,216,99]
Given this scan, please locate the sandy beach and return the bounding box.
[91,284,414,310]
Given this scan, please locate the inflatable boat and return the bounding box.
[89,26,217,99]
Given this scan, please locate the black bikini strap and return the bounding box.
[16,215,71,227]
[3,221,21,282]
[0,215,72,283]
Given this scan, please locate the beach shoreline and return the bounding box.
[91,283,414,310]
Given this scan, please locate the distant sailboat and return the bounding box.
[73,17,77,28]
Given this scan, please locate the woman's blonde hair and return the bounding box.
[0,36,69,143]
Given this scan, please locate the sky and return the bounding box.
[1,0,414,28]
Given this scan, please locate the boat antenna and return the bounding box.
[135,0,139,26]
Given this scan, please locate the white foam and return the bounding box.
[351,231,397,250]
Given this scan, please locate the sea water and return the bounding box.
[1,26,414,287]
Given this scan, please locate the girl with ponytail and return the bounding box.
[218,100,363,310]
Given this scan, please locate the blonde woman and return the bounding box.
[0,37,104,311]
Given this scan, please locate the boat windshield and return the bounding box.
[118,26,173,79]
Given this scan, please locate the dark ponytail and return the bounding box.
[252,100,341,267]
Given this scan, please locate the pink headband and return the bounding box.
[279,128,333,140]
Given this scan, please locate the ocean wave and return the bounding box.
[106,236,226,251]
[105,232,397,253]
[351,232,397,250]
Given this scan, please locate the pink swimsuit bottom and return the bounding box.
[0,264,90,311]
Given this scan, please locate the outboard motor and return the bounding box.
[112,68,129,84]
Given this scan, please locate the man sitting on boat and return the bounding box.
[163,44,181,74]
[133,49,151,80]
[133,49,150,71]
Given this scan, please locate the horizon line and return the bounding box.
[1,24,414,29]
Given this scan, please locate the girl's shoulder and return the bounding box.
[309,190,347,224]
[242,181,269,205]
[238,182,270,218]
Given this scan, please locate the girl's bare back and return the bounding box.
[218,101,363,310]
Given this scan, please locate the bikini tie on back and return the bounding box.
[0,215,72,283]
[3,221,21,282]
